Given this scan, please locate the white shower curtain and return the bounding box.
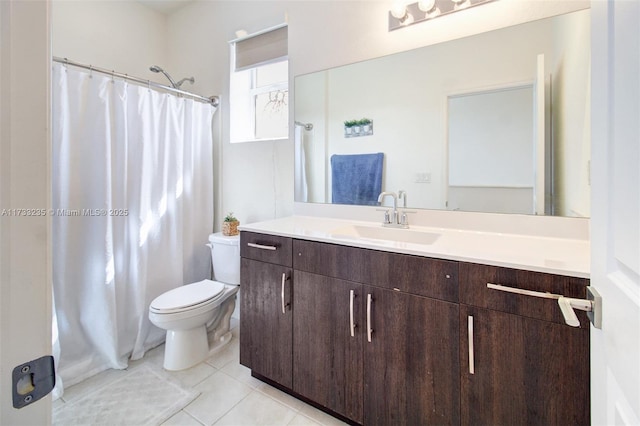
[51,62,215,391]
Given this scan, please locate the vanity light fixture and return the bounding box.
[389,0,495,31]
[390,0,415,25]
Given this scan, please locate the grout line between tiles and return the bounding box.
[210,388,259,426]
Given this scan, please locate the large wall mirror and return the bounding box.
[294,9,590,218]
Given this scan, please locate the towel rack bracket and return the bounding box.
[586,286,602,329]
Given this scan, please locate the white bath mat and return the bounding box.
[53,364,200,425]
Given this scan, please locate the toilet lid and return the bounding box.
[150,279,226,312]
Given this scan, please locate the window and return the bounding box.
[230,25,288,143]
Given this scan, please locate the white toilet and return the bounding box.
[148,232,240,371]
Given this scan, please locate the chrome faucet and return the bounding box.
[398,190,407,208]
[377,192,397,223]
[377,191,409,228]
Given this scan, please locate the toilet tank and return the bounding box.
[208,232,240,285]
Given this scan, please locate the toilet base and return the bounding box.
[160,292,237,371]
[208,330,232,354]
[163,325,209,371]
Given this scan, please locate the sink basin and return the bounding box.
[329,225,440,245]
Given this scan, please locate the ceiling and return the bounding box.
[136,0,194,15]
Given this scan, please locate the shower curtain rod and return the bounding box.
[53,56,220,107]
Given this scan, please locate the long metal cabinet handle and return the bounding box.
[247,242,277,251]
[487,282,562,299]
[468,315,475,374]
[367,293,373,343]
[349,290,356,337]
[281,273,287,314]
[247,243,278,251]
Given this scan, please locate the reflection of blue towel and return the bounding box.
[331,153,384,205]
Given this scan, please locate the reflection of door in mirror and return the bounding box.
[447,84,536,214]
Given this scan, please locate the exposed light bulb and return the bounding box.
[418,0,436,12]
[401,12,415,25]
[425,6,441,18]
[390,0,408,19]
[451,0,470,9]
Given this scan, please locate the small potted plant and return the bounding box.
[222,212,239,236]
[344,120,356,135]
[359,118,373,133]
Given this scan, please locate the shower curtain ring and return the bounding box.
[89,65,93,78]
[111,70,115,83]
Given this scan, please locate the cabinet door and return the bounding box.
[240,258,293,388]
[364,287,460,425]
[293,271,363,423]
[460,305,590,425]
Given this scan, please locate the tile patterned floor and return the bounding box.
[53,319,347,426]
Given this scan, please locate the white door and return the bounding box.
[590,0,640,424]
[0,1,52,424]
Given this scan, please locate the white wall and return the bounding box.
[166,1,293,228]
[52,0,168,84]
[166,0,588,228]
[286,0,587,75]
[53,0,589,228]
[552,10,591,217]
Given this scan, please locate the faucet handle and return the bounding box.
[400,212,409,226]
[399,210,417,226]
[383,210,392,224]
[376,208,392,224]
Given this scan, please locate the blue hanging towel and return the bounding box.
[331,152,384,205]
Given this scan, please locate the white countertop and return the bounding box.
[239,215,590,278]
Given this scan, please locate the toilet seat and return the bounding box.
[150,279,226,314]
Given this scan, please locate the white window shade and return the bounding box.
[234,25,288,71]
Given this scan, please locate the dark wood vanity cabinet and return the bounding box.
[292,271,364,423]
[239,231,590,426]
[459,263,591,426]
[362,285,460,426]
[239,232,293,388]
[293,239,460,425]
[292,271,460,426]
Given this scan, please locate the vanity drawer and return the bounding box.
[459,263,590,327]
[240,231,292,267]
[294,239,458,302]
